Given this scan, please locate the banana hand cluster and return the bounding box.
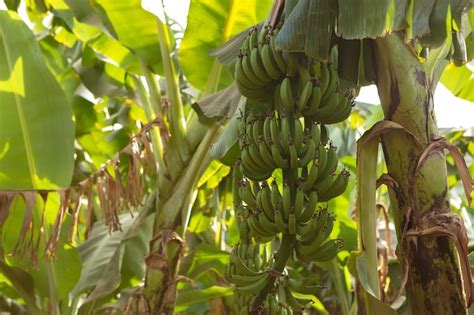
[235,25,286,101]
[225,243,272,314]
[293,65,355,123]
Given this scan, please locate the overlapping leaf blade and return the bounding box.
[0,11,74,189]
[179,0,273,90]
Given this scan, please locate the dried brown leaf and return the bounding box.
[416,138,473,206]
[45,189,69,258]
[0,192,15,225]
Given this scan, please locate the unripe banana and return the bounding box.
[260,182,275,220]
[235,273,269,295]
[282,183,291,220]
[301,160,319,192]
[298,190,318,223]
[289,143,298,169]
[248,212,274,238]
[293,118,304,153]
[305,239,342,261]
[239,181,257,208]
[318,169,350,202]
[270,142,288,169]
[233,252,262,276]
[269,117,283,152]
[320,124,329,145]
[258,140,277,169]
[297,80,313,113]
[261,44,282,80]
[274,210,287,233]
[321,64,338,102]
[230,272,266,286]
[258,212,279,234]
[318,144,338,180]
[294,185,304,219]
[250,46,273,83]
[303,83,322,116]
[280,77,295,114]
[310,122,321,146]
[280,116,291,155]
[297,138,316,168]
[242,54,264,86]
[269,29,286,73]
[288,213,297,235]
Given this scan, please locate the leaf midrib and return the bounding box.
[0,21,37,189]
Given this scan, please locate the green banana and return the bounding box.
[305,239,342,261]
[311,92,339,122]
[261,44,282,80]
[289,143,298,169]
[271,181,282,208]
[298,190,318,223]
[274,210,287,233]
[230,272,266,286]
[310,122,321,146]
[282,183,291,220]
[280,77,294,114]
[239,181,257,208]
[241,54,263,86]
[317,62,330,95]
[269,117,283,152]
[288,213,297,235]
[271,142,288,169]
[236,272,269,295]
[321,64,338,102]
[233,253,262,277]
[269,30,286,73]
[294,185,304,219]
[318,170,350,202]
[260,182,275,220]
[293,118,304,153]
[280,116,291,155]
[297,80,313,113]
[303,83,322,116]
[320,124,329,145]
[284,286,308,311]
[258,140,277,169]
[318,144,338,180]
[301,160,319,191]
[297,138,316,167]
[248,212,274,238]
[315,173,336,196]
[250,47,273,83]
[258,212,279,234]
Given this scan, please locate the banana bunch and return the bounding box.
[235,25,286,101]
[279,66,355,123]
[225,243,272,314]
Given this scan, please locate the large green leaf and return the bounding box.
[90,0,163,68]
[179,0,273,90]
[440,64,474,102]
[71,210,153,302]
[0,10,74,189]
[337,0,391,39]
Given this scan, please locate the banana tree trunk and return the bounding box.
[373,33,466,313]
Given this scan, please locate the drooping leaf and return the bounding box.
[337,0,391,39]
[192,83,242,123]
[175,285,233,309]
[71,212,154,302]
[179,0,273,90]
[440,64,474,102]
[0,10,74,190]
[89,0,164,69]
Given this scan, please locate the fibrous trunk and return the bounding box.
[373,33,466,313]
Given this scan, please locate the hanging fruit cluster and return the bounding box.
[227,23,355,314]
